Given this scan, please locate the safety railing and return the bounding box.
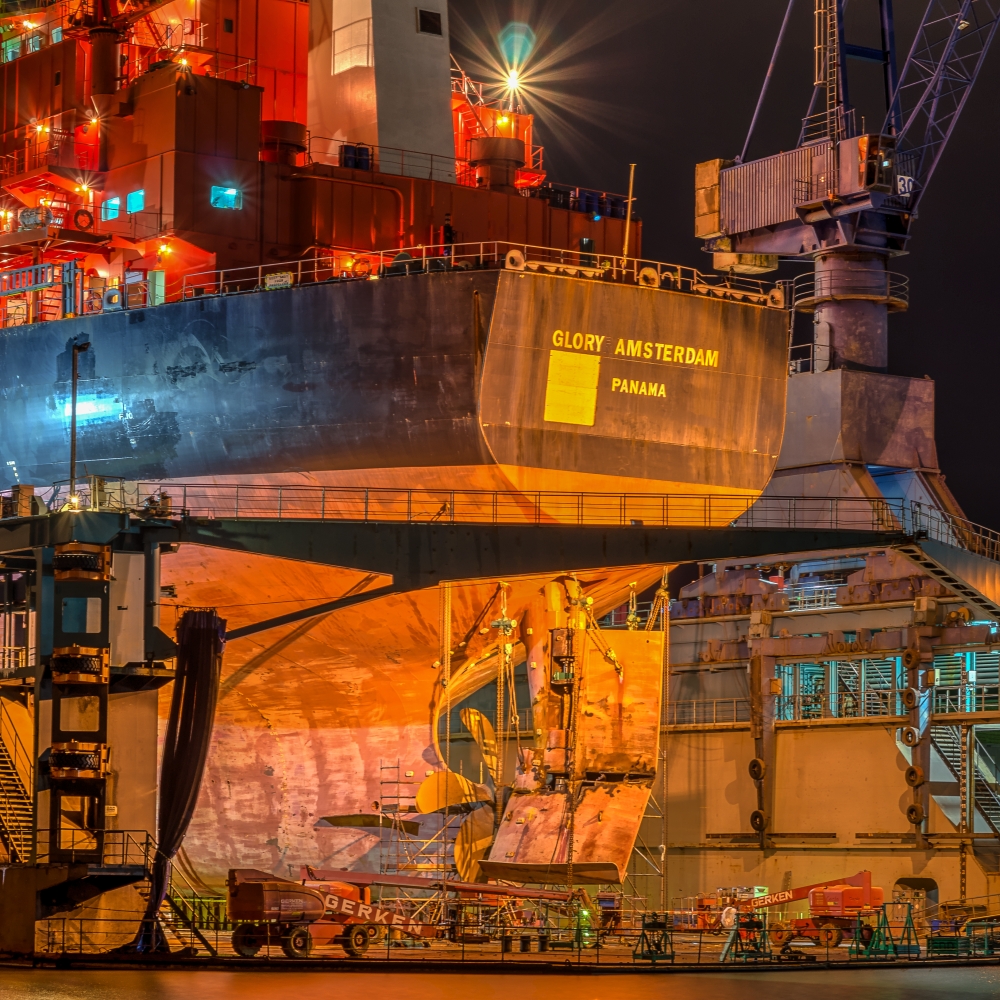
[784,583,841,612]
[179,240,785,307]
[0,697,33,798]
[791,268,909,312]
[932,685,1000,716]
[788,342,817,375]
[0,134,97,180]
[34,481,904,529]
[35,828,157,868]
[309,137,462,184]
[799,106,857,146]
[0,645,24,675]
[775,688,904,722]
[0,697,32,861]
[13,479,1000,566]
[666,699,751,726]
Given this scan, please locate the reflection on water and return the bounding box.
[0,968,999,1000]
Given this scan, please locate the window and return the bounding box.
[54,71,60,86]
[333,17,372,74]
[417,9,442,35]
[210,185,242,210]
[126,189,144,214]
[26,34,41,53]
[3,38,20,62]
[223,17,233,32]
[101,197,120,221]
[52,26,62,43]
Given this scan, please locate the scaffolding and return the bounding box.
[377,759,461,879]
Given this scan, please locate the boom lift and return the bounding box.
[742,870,884,948]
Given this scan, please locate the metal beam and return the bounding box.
[160,519,911,590]
[0,511,135,555]
[224,584,399,641]
[843,43,889,63]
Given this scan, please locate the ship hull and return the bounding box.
[0,267,789,885]
[0,268,788,495]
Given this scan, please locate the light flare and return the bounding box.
[451,2,655,168]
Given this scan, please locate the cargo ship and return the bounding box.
[0,0,791,896]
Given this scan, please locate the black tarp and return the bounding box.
[130,609,225,952]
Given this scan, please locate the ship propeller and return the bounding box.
[453,805,495,882]
[414,769,492,814]
[459,707,499,783]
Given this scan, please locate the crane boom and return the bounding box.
[888,0,1000,212]
[743,870,872,911]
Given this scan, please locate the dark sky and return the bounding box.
[450,1,1000,528]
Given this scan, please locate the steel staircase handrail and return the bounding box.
[0,699,33,862]
[930,727,1000,838]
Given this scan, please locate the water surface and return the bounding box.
[0,968,997,1000]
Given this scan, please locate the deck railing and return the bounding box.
[666,699,751,726]
[7,480,989,543]
[179,240,786,307]
[932,685,1000,716]
[7,479,999,568]
[775,689,905,722]
[31,482,907,529]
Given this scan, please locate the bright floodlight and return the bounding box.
[507,69,520,90]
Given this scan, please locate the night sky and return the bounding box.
[450,1,1000,528]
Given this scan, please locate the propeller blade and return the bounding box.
[460,707,498,781]
[318,814,421,836]
[454,805,495,883]
[415,770,492,814]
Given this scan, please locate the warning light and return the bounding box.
[90,116,99,124]
[158,243,170,254]
[498,115,509,125]
[22,20,34,29]
[179,58,188,66]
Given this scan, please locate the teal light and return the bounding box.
[126,189,145,214]
[210,185,243,210]
[498,22,535,68]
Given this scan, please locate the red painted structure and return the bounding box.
[0,0,639,324]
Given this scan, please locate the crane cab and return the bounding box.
[840,134,896,196]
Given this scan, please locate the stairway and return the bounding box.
[0,726,32,862]
[135,865,229,956]
[930,726,1000,836]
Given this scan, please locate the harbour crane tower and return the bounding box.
[700,0,1000,373]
